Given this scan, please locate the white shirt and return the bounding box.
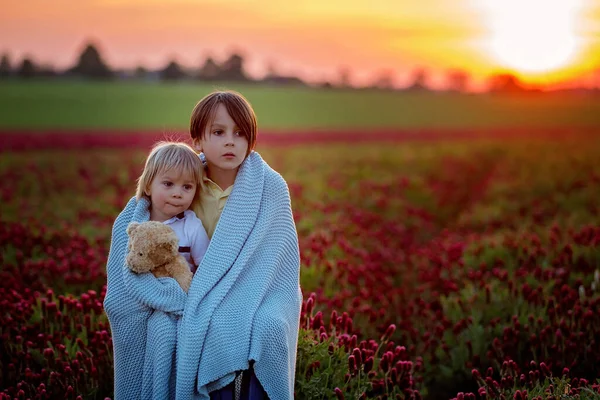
[163,210,209,273]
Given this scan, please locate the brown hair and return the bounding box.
[135,141,203,210]
[189,90,257,155]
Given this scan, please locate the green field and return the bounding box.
[1,80,599,131]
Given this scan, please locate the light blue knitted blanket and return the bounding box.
[104,151,302,400]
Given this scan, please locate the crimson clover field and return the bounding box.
[1,127,599,400]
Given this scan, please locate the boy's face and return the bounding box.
[193,103,249,176]
[147,169,196,222]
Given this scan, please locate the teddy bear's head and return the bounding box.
[126,221,179,273]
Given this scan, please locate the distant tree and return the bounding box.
[160,60,187,81]
[0,53,11,78]
[267,75,306,86]
[134,65,148,80]
[371,69,395,90]
[488,73,525,93]
[68,42,113,79]
[17,57,36,79]
[197,57,221,81]
[337,67,352,88]
[406,67,429,91]
[220,53,248,81]
[37,64,58,78]
[446,69,470,92]
[263,62,278,80]
[260,62,306,86]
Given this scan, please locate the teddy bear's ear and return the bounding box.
[159,232,179,254]
[127,222,140,236]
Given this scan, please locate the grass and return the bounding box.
[0,80,599,131]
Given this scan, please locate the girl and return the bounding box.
[135,141,209,273]
[105,91,302,400]
[104,141,210,399]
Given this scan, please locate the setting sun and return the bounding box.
[482,0,583,73]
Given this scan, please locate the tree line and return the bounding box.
[1,42,596,94]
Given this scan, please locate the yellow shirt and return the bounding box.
[193,176,233,239]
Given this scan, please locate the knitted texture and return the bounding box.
[104,195,187,400]
[104,151,302,400]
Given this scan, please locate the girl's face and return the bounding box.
[147,169,197,222]
[195,103,249,176]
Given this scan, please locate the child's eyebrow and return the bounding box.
[211,122,240,129]
[161,175,196,184]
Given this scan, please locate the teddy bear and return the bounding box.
[126,221,193,292]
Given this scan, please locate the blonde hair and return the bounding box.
[135,141,203,208]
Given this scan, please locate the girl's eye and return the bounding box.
[162,181,172,187]
[183,184,194,190]
[213,130,223,135]
[234,131,242,136]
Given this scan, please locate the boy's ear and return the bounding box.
[192,138,202,152]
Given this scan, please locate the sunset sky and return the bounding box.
[1,0,599,89]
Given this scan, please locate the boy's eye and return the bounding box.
[213,130,223,135]
[236,131,248,140]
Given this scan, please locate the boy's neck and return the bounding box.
[207,167,238,191]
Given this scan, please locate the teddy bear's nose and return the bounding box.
[138,252,143,256]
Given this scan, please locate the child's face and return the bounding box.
[147,169,197,222]
[195,103,249,175]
